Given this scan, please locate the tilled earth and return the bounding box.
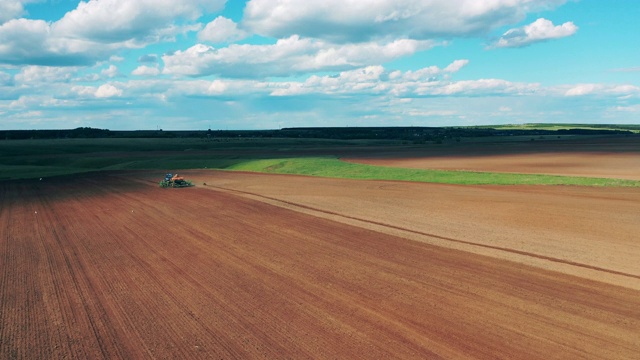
[2,170,639,359]
[343,135,640,180]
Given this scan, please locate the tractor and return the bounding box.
[159,173,193,188]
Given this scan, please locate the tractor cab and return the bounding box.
[164,173,173,181]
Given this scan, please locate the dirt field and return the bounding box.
[344,136,640,179]
[2,170,639,359]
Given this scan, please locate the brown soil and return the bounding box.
[2,171,639,359]
[344,136,640,179]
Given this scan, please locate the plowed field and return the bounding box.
[345,135,640,179]
[2,171,640,359]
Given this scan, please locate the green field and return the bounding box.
[1,136,639,187]
[226,157,640,187]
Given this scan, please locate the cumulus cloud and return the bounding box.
[0,0,225,66]
[198,17,248,43]
[101,64,120,78]
[95,83,122,98]
[15,66,77,83]
[0,0,27,24]
[132,65,160,76]
[243,0,568,42]
[564,83,640,97]
[163,35,436,77]
[565,83,597,96]
[151,59,538,100]
[52,0,224,43]
[207,79,228,94]
[0,18,121,65]
[444,59,470,73]
[493,18,577,48]
[68,85,93,97]
[431,79,539,96]
[8,95,71,110]
[271,66,386,96]
[270,60,475,96]
[122,60,473,99]
[390,59,469,83]
[0,19,57,63]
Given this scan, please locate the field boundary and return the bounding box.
[202,182,640,288]
[224,157,640,187]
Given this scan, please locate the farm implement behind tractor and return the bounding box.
[159,173,194,188]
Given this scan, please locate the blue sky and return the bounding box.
[0,0,638,130]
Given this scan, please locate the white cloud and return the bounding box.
[0,0,225,66]
[493,18,577,48]
[564,83,640,97]
[132,65,160,76]
[207,79,228,94]
[15,66,77,83]
[403,109,457,117]
[611,105,640,112]
[198,17,248,43]
[391,60,469,83]
[271,65,387,96]
[70,85,97,97]
[0,19,56,64]
[95,83,122,98]
[443,59,469,73]
[163,35,436,77]
[565,83,597,96]
[431,79,539,96]
[0,18,121,65]
[0,0,26,24]
[8,95,71,109]
[101,64,120,78]
[607,85,640,95]
[243,0,568,42]
[270,60,475,96]
[52,0,224,43]
[123,60,473,99]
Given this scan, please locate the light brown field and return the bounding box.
[344,135,640,179]
[2,137,640,359]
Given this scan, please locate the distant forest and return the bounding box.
[0,126,635,141]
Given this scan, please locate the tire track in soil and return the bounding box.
[3,176,640,359]
[204,184,640,281]
[122,179,637,355]
[97,178,503,358]
[90,182,262,358]
[74,177,306,358]
[50,179,243,358]
[100,181,402,358]
[32,182,140,359]
[0,183,33,359]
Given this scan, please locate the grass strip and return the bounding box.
[3,154,639,187]
[226,157,640,187]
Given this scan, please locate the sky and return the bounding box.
[0,0,639,130]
